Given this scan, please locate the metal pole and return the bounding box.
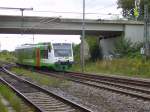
[21,9,24,34]
[20,9,24,16]
[81,0,85,72]
[144,0,150,58]
[33,34,34,44]
[19,8,33,34]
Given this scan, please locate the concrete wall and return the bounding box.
[100,37,120,58]
[124,24,144,43]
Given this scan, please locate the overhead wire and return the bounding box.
[32,2,120,16]
[32,10,119,15]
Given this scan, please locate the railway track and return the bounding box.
[66,72,150,87]
[0,67,92,112]
[35,70,150,101]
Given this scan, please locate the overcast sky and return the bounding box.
[0,0,121,18]
[0,0,122,51]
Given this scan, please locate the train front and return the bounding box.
[52,43,74,71]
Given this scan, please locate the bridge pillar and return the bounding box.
[85,35,122,60]
[99,36,121,59]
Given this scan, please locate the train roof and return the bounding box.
[15,42,72,50]
[15,43,49,50]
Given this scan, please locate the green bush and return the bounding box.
[86,36,102,61]
[0,51,16,62]
[73,44,80,63]
[114,37,143,58]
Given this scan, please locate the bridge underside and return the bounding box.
[0,28,122,38]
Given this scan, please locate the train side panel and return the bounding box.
[16,47,36,66]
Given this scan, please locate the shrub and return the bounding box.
[114,37,143,58]
[86,36,102,61]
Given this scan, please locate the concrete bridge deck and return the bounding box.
[0,15,143,37]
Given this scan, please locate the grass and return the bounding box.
[11,67,71,88]
[0,84,21,112]
[1,49,149,78]
[0,51,16,63]
[71,58,150,78]
[0,97,8,112]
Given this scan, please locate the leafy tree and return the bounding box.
[0,50,16,62]
[117,0,150,20]
[0,50,9,55]
[86,36,102,61]
[73,43,80,62]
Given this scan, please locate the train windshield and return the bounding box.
[53,43,72,57]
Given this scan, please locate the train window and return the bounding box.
[53,43,71,49]
[54,49,72,57]
[53,43,72,57]
[41,50,48,59]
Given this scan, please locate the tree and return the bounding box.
[73,43,80,62]
[117,0,150,20]
[86,36,102,61]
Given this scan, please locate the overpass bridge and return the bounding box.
[0,15,144,39]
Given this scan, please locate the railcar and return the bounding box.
[15,42,74,71]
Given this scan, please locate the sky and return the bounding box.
[0,0,122,51]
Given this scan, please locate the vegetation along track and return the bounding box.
[0,67,92,112]
[36,70,150,101]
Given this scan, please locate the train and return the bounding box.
[15,42,74,71]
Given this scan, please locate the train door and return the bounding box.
[36,48,40,68]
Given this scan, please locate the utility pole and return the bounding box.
[144,0,150,58]
[81,0,85,72]
[33,34,35,44]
